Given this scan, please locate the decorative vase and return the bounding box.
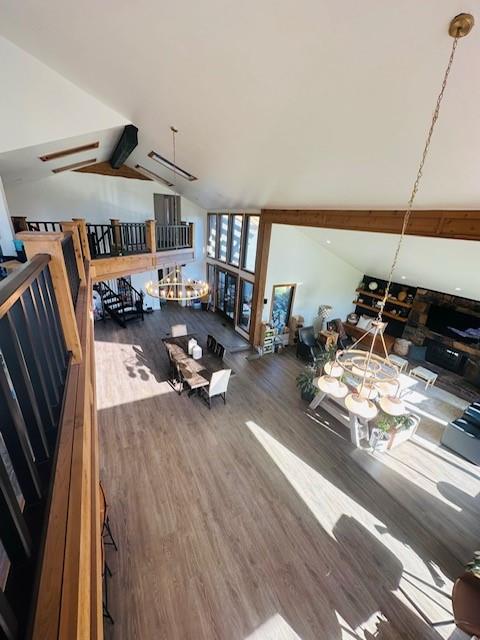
[397,290,407,302]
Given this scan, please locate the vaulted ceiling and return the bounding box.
[1,1,479,210]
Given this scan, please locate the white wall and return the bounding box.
[0,36,127,154]
[263,224,361,326]
[0,177,15,255]
[5,171,207,308]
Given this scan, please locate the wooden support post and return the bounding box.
[145,220,156,253]
[110,218,121,254]
[16,232,82,364]
[72,218,91,262]
[11,216,28,233]
[60,221,86,283]
[250,218,272,347]
[189,222,195,251]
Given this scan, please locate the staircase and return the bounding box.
[95,277,144,328]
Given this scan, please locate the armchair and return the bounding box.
[296,326,325,363]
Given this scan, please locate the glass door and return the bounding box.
[215,268,237,323]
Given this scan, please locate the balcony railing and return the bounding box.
[12,217,195,262]
[2,223,102,639]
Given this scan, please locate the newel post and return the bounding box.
[72,218,91,262]
[16,231,82,363]
[146,220,156,253]
[110,218,121,254]
[60,221,86,283]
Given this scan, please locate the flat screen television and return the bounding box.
[426,304,480,344]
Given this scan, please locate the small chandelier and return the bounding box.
[317,13,474,418]
[146,266,208,302]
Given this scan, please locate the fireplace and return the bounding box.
[425,339,466,374]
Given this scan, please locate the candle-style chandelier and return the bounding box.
[146,266,209,301]
[316,13,474,419]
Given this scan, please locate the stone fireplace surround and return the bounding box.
[403,289,480,388]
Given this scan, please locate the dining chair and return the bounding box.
[215,342,225,360]
[171,324,188,337]
[202,368,231,408]
[207,334,217,352]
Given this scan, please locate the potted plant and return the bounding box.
[296,366,318,402]
[370,411,419,452]
[466,550,480,579]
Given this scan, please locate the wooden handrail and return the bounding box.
[0,254,50,318]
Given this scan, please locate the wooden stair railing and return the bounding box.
[5,230,102,639]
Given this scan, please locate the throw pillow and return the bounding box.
[357,315,373,331]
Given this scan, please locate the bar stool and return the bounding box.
[100,482,118,550]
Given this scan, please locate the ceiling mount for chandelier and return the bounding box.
[317,13,474,417]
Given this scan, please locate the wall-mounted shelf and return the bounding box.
[353,301,409,323]
[355,289,413,309]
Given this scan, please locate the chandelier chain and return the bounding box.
[378,35,459,319]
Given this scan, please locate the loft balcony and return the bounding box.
[11,217,195,282]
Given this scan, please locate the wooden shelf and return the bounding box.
[355,289,413,309]
[353,301,409,323]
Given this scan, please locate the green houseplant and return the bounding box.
[466,550,480,579]
[296,366,318,402]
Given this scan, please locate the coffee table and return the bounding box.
[409,365,438,389]
[388,354,408,373]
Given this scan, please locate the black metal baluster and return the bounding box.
[39,269,67,373]
[0,315,50,463]
[0,355,42,504]
[10,301,55,432]
[21,290,59,412]
[31,279,63,386]
[29,281,63,393]
[0,453,32,564]
[0,587,19,640]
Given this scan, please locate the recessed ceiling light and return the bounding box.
[455,287,462,291]
[326,240,331,244]
[401,276,406,280]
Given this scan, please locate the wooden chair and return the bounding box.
[452,572,480,636]
[171,324,188,337]
[215,342,225,360]
[99,482,118,550]
[201,369,231,408]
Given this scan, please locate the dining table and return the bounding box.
[163,334,228,395]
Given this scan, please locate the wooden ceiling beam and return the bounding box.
[260,209,480,241]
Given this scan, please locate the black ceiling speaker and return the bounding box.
[109,125,138,169]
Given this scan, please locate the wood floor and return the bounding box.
[95,307,479,640]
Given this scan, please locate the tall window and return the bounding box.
[229,214,243,267]
[239,280,254,332]
[207,214,217,258]
[218,214,229,262]
[243,216,259,272]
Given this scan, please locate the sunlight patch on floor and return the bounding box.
[96,340,174,410]
[246,420,455,633]
[244,613,302,639]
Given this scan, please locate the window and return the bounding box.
[243,215,259,272]
[271,284,295,332]
[207,214,217,258]
[218,214,229,262]
[229,214,243,267]
[238,280,254,332]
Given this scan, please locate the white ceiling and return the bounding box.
[0,1,480,210]
[296,225,480,300]
[0,127,123,186]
